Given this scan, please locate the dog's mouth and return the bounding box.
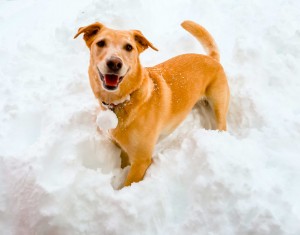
[97,69,124,91]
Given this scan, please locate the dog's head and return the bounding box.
[74,22,158,95]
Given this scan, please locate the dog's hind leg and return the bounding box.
[194,98,216,130]
[212,100,228,131]
[206,70,230,131]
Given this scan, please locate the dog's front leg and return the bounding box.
[123,149,153,186]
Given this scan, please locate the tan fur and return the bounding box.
[74,20,230,187]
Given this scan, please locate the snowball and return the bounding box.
[96,109,118,131]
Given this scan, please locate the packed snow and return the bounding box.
[96,109,118,131]
[1,0,300,234]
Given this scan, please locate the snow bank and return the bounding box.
[1,0,300,234]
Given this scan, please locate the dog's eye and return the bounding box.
[125,44,133,52]
[97,40,106,48]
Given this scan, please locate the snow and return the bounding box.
[96,109,118,131]
[1,0,300,234]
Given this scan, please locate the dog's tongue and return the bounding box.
[104,74,119,87]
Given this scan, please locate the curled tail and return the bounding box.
[181,20,220,61]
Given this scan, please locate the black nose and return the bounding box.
[106,57,123,72]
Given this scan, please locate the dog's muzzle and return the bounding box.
[97,68,124,91]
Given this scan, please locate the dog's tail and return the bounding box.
[181,20,220,61]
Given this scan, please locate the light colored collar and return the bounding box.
[101,95,130,110]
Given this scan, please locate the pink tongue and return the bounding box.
[104,74,119,86]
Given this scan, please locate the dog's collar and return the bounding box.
[101,101,115,110]
[101,95,130,110]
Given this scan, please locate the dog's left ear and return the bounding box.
[132,30,158,53]
[74,22,104,49]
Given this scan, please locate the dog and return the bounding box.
[74,20,230,187]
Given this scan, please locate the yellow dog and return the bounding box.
[74,20,229,187]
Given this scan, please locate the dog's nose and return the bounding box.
[106,57,123,72]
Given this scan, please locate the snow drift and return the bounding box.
[1,0,300,234]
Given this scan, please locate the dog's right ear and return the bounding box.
[74,22,104,49]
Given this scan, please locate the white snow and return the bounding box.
[96,109,118,131]
[1,0,300,234]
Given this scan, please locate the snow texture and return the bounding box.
[1,0,300,234]
[96,109,118,131]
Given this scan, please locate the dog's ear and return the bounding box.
[74,22,104,48]
[132,30,158,53]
